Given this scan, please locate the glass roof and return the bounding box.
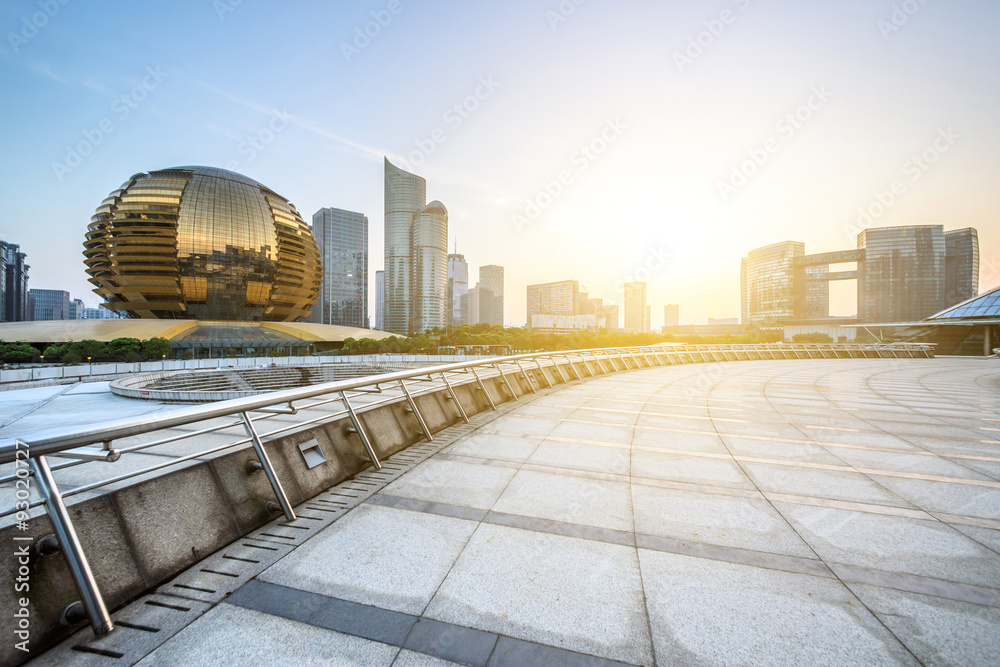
[927,285,1000,320]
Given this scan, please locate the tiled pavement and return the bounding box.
[96,359,1000,664]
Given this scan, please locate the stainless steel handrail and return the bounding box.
[0,342,935,640]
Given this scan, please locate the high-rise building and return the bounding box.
[665,304,679,327]
[526,280,582,327]
[31,289,70,321]
[383,158,449,334]
[624,282,647,332]
[69,298,85,319]
[478,265,504,326]
[1,241,29,322]
[860,226,947,322]
[312,207,368,328]
[375,270,385,330]
[945,228,980,306]
[740,241,804,324]
[468,285,481,325]
[645,305,651,334]
[447,253,469,326]
[82,306,121,319]
[598,304,620,331]
[411,201,449,333]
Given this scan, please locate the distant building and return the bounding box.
[69,298,85,319]
[741,225,979,327]
[529,314,597,334]
[447,253,469,326]
[708,317,739,325]
[526,280,584,327]
[598,304,620,331]
[624,282,647,333]
[312,207,369,329]
[1,241,29,322]
[375,270,385,330]
[645,305,651,334]
[478,265,504,326]
[31,289,70,321]
[468,285,481,325]
[82,306,122,320]
[665,304,679,327]
[411,201,449,333]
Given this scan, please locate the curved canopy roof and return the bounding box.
[926,284,1000,322]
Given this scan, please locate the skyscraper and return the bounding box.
[468,285,481,325]
[740,241,804,324]
[478,265,504,325]
[447,253,469,326]
[69,298,85,319]
[312,207,368,328]
[1,241,29,322]
[31,289,70,321]
[411,201,449,333]
[665,304,679,327]
[375,270,385,331]
[944,228,980,306]
[860,226,946,322]
[526,280,583,327]
[384,158,427,334]
[624,282,647,332]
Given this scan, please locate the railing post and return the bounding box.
[240,413,297,520]
[516,360,538,393]
[398,379,433,441]
[496,365,519,400]
[472,367,497,410]
[29,454,114,637]
[535,358,552,388]
[340,393,382,469]
[441,373,471,423]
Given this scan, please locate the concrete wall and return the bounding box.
[0,362,559,665]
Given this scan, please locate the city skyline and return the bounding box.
[1,1,998,328]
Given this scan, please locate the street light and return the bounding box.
[162,354,166,371]
[87,356,92,376]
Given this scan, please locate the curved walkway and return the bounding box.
[42,358,1000,666]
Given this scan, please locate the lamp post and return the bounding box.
[87,356,92,376]
[162,354,166,371]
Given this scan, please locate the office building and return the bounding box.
[624,282,647,333]
[645,305,651,334]
[447,253,469,326]
[478,265,504,326]
[84,166,321,321]
[82,306,122,320]
[741,225,980,327]
[526,280,582,326]
[665,304,679,327]
[468,285,481,325]
[69,298,85,319]
[312,207,368,328]
[383,158,448,334]
[1,241,29,322]
[31,289,70,321]
[411,201,449,333]
[375,270,385,330]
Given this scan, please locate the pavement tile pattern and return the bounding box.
[40,358,1000,665]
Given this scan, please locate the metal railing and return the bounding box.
[0,342,934,637]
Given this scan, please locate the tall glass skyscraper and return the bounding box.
[384,158,427,334]
[375,270,385,331]
[740,241,804,324]
[411,201,448,333]
[945,228,980,306]
[1,241,29,322]
[383,158,448,334]
[860,226,946,322]
[478,265,504,325]
[312,207,368,328]
[447,253,469,326]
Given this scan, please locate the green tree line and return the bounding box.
[0,338,172,365]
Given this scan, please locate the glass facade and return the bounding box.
[84,166,320,321]
[944,228,980,307]
[447,253,469,326]
[384,158,426,334]
[928,285,1000,320]
[30,289,70,321]
[741,241,803,324]
[526,280,581,328]
[375,270,384,330]
[860,226,946,322]
[411,201,448,333]
[1,241,29,322]
[478,265,504,326]
[312,207,368,329]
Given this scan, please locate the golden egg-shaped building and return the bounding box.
[84,166,321,321]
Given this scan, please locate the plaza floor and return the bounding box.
[41,358,1000,665]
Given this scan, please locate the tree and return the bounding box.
[141,337,172,360]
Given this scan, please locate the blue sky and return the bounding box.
[2,0,998,326]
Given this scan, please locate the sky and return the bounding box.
[1,0,998,328]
